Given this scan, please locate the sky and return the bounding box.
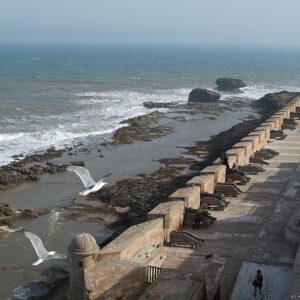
[0,0,300,47]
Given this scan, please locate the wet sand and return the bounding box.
[0,102,256,298]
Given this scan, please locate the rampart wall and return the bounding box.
[68,97,300,300]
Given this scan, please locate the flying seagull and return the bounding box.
[24,231,69,265]
[67,165,112,196]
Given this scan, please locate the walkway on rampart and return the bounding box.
[161,124,300,300]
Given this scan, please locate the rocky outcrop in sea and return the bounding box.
[216,78,246,93]
[188,88,221,103]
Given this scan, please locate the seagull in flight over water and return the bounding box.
[24,231,69,265]
[67,166,112,196]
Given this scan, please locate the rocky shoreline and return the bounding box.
[0,98,248,193]
[62,91,300,227]
[0,90,299,230]
[1,89,299,300]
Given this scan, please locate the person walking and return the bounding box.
[252,269,263,299]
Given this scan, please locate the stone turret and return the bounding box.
[68,233,99,300]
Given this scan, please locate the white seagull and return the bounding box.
[24,231,69,265]
[67,166,112,196]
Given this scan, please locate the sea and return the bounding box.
[1,45,300,166]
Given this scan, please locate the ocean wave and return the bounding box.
[1,84,299,166]
[0,133,25,142]
[221,84,300,100]
[0,126,126,166]
[76,88,190,104]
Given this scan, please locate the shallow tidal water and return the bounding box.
[0,106,255,298]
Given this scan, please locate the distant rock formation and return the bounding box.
[216,78,246,93]
[188,88,221,103]
[255,91,300,115]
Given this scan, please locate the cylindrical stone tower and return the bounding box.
[68,233,99,300]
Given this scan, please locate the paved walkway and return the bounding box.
[161,124,300,300]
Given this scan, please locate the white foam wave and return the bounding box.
[0,126,124,166]
[221,84,300,100]
[0,133,25,142]
[76,88,190,104]
[2,84,299,166]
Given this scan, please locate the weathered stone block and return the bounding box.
[85,258,146,300]
[261,120,276,131]
[169,187,200,209]
[256,125,271,140]
[281,108,291,121]
[232,141,253,163]
[226,148,245,166]
[249,130,266,148]
[288,103,296,113]
[211,156,235,169]
[241,135,260,152]
[279,108,290,119]
[99,219,164,261]
[186,175,215,193]
[273,113,284,126]
[267,117,281,130]
[147,201,184,241]
[200,165,226,183]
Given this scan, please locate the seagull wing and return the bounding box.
[67,166,96,188]
[52,253,69,260]
[97,173,112,183]
[24,231,49,259]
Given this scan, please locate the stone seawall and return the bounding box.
[68,97,300,300]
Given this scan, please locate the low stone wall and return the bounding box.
[226,148,245,166]
[186,175,215,193]
[99,218,164,261]
[67,98,300,300]
[147,201,184,242]
[169,187,200,209]
[241,135,260,153]
[232,141,253,164]
[200,165,226,183]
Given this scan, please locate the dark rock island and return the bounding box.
[188,88,221,103]
[216,78,246,93]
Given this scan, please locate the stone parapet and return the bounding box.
[241,135,261,152]
[278,108,290,119]
[288,103,297,113]
[249,130,266,148]
[85,257,146,300]
[212,157,235,169]
[273,113,284,126]
[147,201,184,241]
[232,141,253,163]
[186,174,215,193]
[293,98,300,107]
[99,219,164,261]
[226,148,245,165]
[200,165,226,183]
[261,120,276,131]
[254,126,270,142]
[169,187,200,209]
[267,117,281,130]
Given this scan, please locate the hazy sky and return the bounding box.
[1,0,300,46]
